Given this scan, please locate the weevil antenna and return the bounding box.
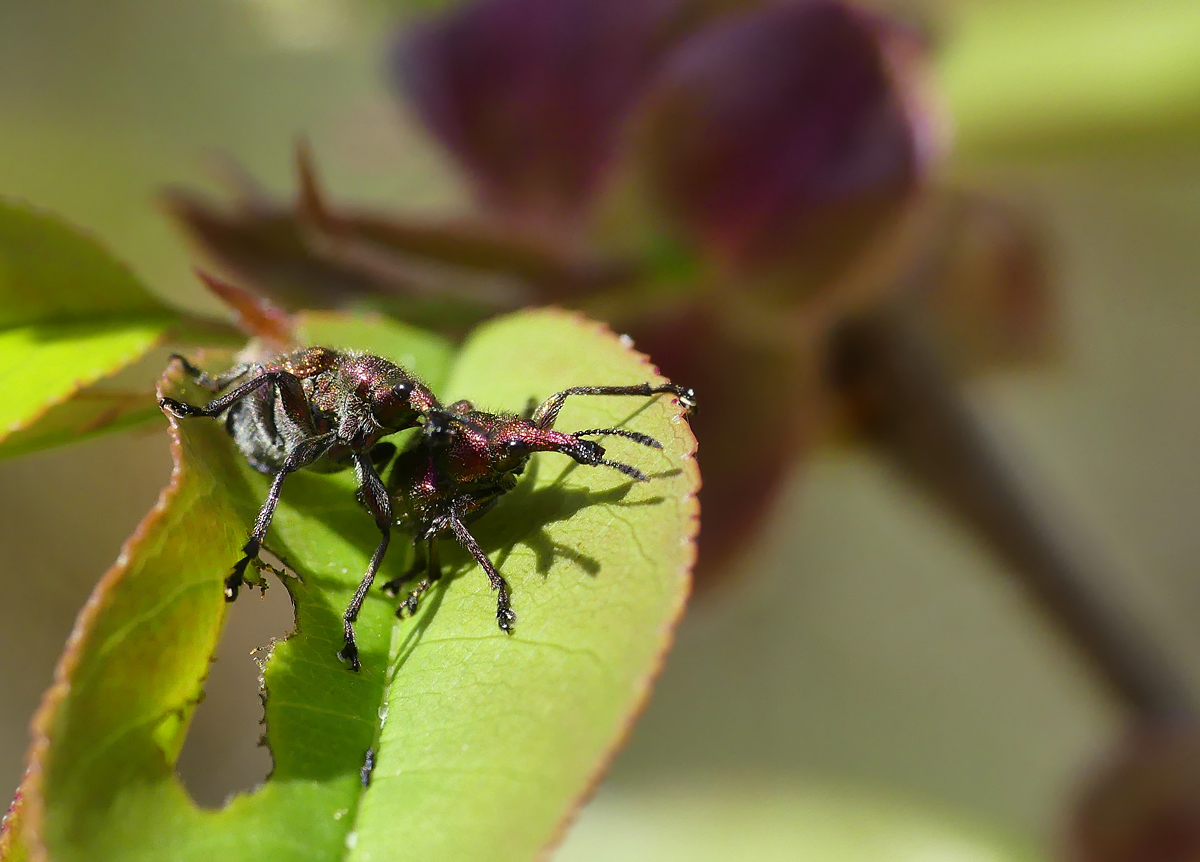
[573,428,662,449]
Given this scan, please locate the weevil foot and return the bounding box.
[225,539,260,601]
[395,578,434,619]
[225,558,251,601]
[496,602,516,633]
[337,638,361,673]
[158,397,206,419]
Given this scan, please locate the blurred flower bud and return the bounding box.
[640,1,932,287]
[397,0,689,230]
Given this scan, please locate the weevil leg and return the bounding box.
[389,489,506,611]
[339,453,394,672]
[393,539,442,619]
[382,539,426,598]
[160,369,312,421]
[531,383,696,429]
[228,431,335,601]
[167,354,252,392]
[447,514,515,633]
[381,543,424,598]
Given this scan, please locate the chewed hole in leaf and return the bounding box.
[175,564,295,808]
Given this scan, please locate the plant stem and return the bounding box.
[832,305,1193,719]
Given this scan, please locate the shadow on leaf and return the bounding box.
[422,457,666,600]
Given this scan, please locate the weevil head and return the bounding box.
[481,420,649,483]
[426,407,651,485]
[429,412,534,483]
[339,353,437,432]
[371,377,438,430]
[487,422,598,474]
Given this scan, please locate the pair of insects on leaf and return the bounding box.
[159,346,695,671]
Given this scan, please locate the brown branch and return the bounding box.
[831,304,1192,719]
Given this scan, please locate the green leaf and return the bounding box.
[0,199,180,459]
[942,0,1200,160]
[6,309,699,862]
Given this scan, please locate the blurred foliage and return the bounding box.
[555,782,1032,862]
[943,0,1200,159]
[0,201,179,460]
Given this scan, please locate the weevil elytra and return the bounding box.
[160,347,694,671]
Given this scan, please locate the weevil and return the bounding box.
[381,383,697,630]
[159,347,438,670]
[161,348,694,672]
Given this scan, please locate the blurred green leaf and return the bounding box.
[556,782,1034,862]
[0,199,179,459]
[7,309,698,862]
[0,385,162,462]
[942,0,1200,159]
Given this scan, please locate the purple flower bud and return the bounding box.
[642,1,929,278]
[397,0,688,228]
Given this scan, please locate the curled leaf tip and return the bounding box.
[292,138,334,233]
[195,269,296,349]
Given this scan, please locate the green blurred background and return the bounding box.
[4,0,1200,857]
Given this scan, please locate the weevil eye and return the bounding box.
[373,380,426,430]
[504,439,527,455]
